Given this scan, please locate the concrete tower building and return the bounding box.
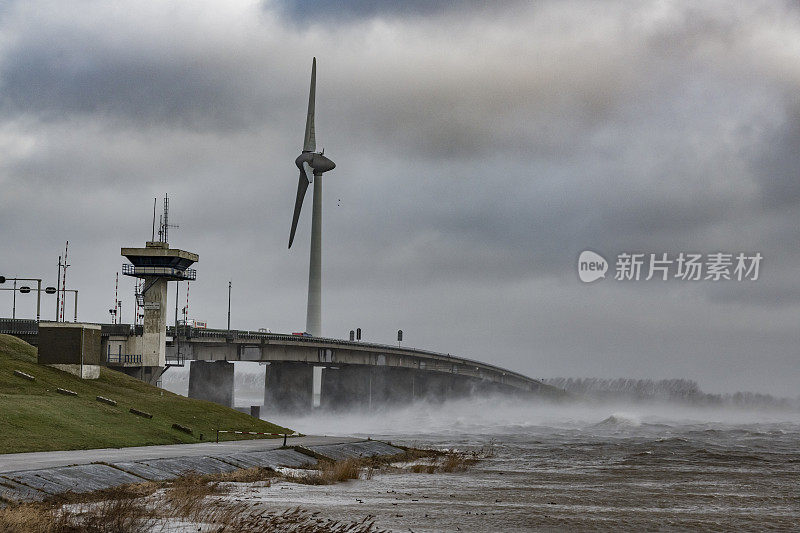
[120,200,197,384]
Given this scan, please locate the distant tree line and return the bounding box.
[543,377,797,409]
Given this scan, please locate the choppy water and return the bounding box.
[242,398,800,531]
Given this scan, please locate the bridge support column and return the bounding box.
[450,375,476,398]
[383,367,418,405]
[320,366,462,411]
[320,365,372,411]
[367,367,392,407]
[264,362,313,414]
[188,360,234,407]
[416,371,454,403]
[474,379,516,397]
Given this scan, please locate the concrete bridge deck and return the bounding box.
[170,326,542,391]
[163,327,562,411]
[1,319,564,412]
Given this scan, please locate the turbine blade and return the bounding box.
[303,57,316,152]
[288,170,309,249]
[303,161,314,183]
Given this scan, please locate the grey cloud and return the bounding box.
[0,43,288,130]
[1,0,799,396]
[271,0,499,22]
[753,107,800,210]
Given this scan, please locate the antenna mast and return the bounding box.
[60,241,69,322]
[183,282,190,324]
[151,197,157,241]
[158,194,179,244]
[163,194,169,243]
[112,272,119,324]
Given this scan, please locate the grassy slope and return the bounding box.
[0,334,290,454]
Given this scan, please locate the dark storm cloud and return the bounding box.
[272,0,497,22]
[0,0,799,395]
[0,33,291,130]
[754,107,800,210]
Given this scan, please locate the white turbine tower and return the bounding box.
[288,57,335,337]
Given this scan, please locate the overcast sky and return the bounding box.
[1,0,798,396]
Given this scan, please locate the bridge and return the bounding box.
[2,319,563,412]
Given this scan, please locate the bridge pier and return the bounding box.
[318,366,450,411]
[188,360,234,407]
[320,365,373,411]
[367,366,392,407]
[474,378,517,397]
[416,371,457,402]
[264,362,313,414]
[450,375,478,398]
[385,367,418,405]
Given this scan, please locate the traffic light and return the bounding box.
[19,286,31,294]
[45,287,57,294]
[349,330,355,341]
[397,329,403,342]
[356,328,361,341]
[0,276,5,284]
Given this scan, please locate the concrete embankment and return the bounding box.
[0,438,403,504]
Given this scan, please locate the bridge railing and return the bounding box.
[122,264,196,280]
[107,353,142,365]
[0,318,38,335]
[170,326,536,385]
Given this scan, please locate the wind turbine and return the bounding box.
[288,57,335,337]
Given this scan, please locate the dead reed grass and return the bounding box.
[70,496,159,533]
[0,504,61,533]
[400,447,485,474]
[214,465,277,484]
[0,498,158,533]
[291,456,388,485]
[410,462,437,474]
[0,501,388,532]
[163,471,221,519]
[440,452,477,472]
[0,445,473,532]
[321,457,361,483]
[191,505,387,532]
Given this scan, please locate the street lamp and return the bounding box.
[227,280,232,332]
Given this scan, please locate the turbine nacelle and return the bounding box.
[288,58,335,249]
[295,152,336,183]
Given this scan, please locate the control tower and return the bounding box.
[121,195,197,383]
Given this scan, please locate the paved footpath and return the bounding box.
[0,435,362,473]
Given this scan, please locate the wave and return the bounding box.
[594,414,642,428]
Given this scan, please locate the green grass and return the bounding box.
[0,334,291,454]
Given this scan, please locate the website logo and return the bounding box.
[578,251,608,283]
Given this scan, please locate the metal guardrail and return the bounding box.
[107,353,142,365]
[165,348,185,368]
[216,430,298,445]
[167,327,537,385]
[0,318,38,335]
[1,319,141,338]
[122,264,196,280]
